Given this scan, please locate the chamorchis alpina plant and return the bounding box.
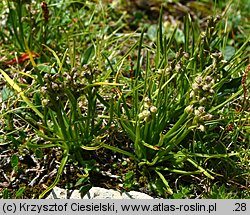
[189,75,215,131]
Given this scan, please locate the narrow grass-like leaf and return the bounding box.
[15,187,25,199]
[134,123,143,159]
[155,170,173,195]
[24,39,37,68]
[0,69,43,119]
[186,157,214,180]
[42,44,62,69]
[101,143,137,160]
[39,152,69,199]
[120,119,136,142]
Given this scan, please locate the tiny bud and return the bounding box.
[211,52,223,59]
[156,69,163,74]
[165,67,171,74]
[143,97,151,108]
[83,71,92,79]
[176,51,181,59]
[71,67,77,74]
[72,72,79,79]
[63,72,69,78]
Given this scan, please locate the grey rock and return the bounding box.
[46,186,155,199]
[121,191,154,199]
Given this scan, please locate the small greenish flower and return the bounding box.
[51,82,59,91]
[198,106,205,113]
[150,106,157,113]
[175,63,181,72]
[209,88,214,94]
[205,76,213,83]
[200,31,206,38]
[52,73,60,80]
[185,105,194,114]
[204,113,213,120]
[194,109,200,116]
[143,97,151,108]
[156,69,163,74]
[195,76,203,84]
[138,112,144,119]
[202,84,211,91]
[183,52,190,59]
[42,99,50,106]
[144,97,150,103]
[189,90,195,98]
[44,73,50,82]
[199,97,207,105]
[142,110,151,118]
[198,124,205,132]
[144,116,152,122]
[164,67,172,75]
[192,83,200,91]
[41,86,47,95]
